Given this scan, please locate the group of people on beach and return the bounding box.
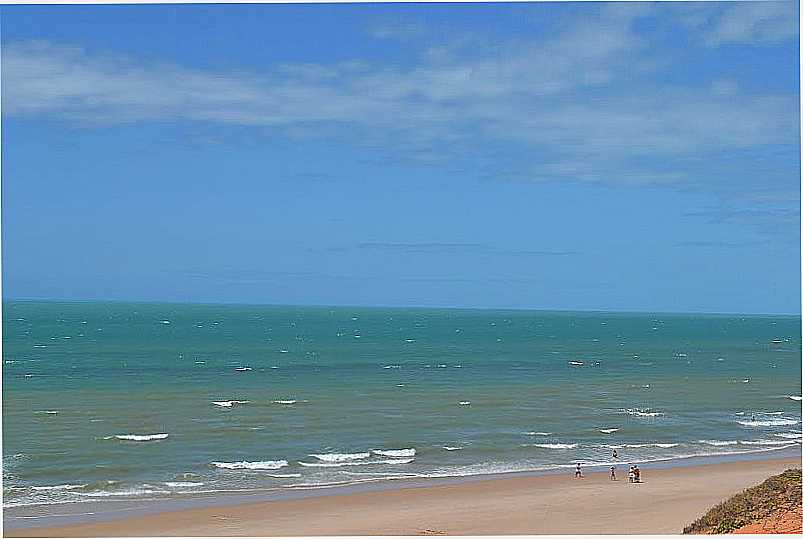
[573,449,642,483]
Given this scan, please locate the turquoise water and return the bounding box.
[3,301,801,509]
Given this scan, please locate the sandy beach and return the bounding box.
[7,456,800,536]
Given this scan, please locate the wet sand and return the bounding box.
[7,456,800,536]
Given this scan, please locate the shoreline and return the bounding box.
[6,450,801,536]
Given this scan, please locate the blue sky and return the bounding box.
[1,2,800,314]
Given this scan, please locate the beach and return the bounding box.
[7,456,800,536]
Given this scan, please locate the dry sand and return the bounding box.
[7,457,800,537]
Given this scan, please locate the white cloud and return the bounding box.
[1,4,798,205]
[706,1,798,46]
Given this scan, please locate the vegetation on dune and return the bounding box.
[683,468,802,534]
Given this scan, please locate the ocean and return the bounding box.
[3,301,801,511]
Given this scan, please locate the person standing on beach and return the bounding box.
[575,463,582,478]
[610,466,616,480]
[612,449,618,459]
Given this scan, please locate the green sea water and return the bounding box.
[3,301,801,511]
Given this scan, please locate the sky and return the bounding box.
[1,1,800,314]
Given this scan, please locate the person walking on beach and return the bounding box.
[610,466,616,481]
[633,465,641,483]
[575,463,582,478]
[628,466,635,483]
[612,449,618,459]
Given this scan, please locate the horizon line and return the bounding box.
[3,296,801,318]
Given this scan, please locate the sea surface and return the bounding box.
[3,301,802,511]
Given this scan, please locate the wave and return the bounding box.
[310,452,370,463]
[529,443,578,449]
[30,484,86,491]
[774,432,803,439]
[298,458,415,468]
[273,400,307,405]
[738,418,799,427]
[34,410,59,415]
[164,481,204,488]
[114,433,168,441]
[622,408,664,417]
[211,460,289,470]
[739,439,797,446]
[235,367,252,371]
[79,487,167,498]
[699,440,739,446]
[624,443,679,448]
[458,401,471,406]
[787,395,803,401]
[443,446,463,451]
[212,400,250,407]
[599,428,619,434]
[373,448,416,458]
[568,361,584,366]
[525,432,552,436]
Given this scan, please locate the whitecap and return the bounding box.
[373,448,415,458]
[622,408,664,417]
[529,443,578,449]
[160,320,171,325]
[164,481,204,488]
[212,400,249,407]
[774,432,803,439]
[787,395,803,401]
[568,361,584,366]
[211,460,288,470]
[114,433,168,442]
[235,367,252,372]
[34,410,59,415]
[699,440,738,446]
[599,428,619,434]
[625,443,678,448]
[31,484,86,491]
[525,432,552,436]
[298,458,414,468]
[443,446,463,451]
[740,439,796,446]
[273,400,300,405]
[310,452,370,463]
[458,401,471,406]
[383,365,401,369]
[738,418,799,427]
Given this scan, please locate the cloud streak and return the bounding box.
[1,2,798,238]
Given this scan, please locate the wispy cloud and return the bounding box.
[1,2,798,232]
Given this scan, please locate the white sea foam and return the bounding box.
[458,401,471,406]
[739,439,797,446]
[624,443,679,448]
[699,440,739,446]
[786,395,803,401]
[211,460,289,470]
[273,400,301,405]
[310,452,370,463]
[80,487,167,497]
[373,448,415,458]
[114,433,168,442]
[298,458,415,468]
[599,428,619,434]
[525,432,553,436]
[31,484,86,491]
[568,361,584,366]
[235,367,252,372]
[383,365,401,369]
[738,418,799,427]
[34,410,59,415]
[212,400,250,407]
[529,443,578,449]
[774,432,803,439]
[443,446,463,451]
[164,481,204,488]
[622,408,664,417]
